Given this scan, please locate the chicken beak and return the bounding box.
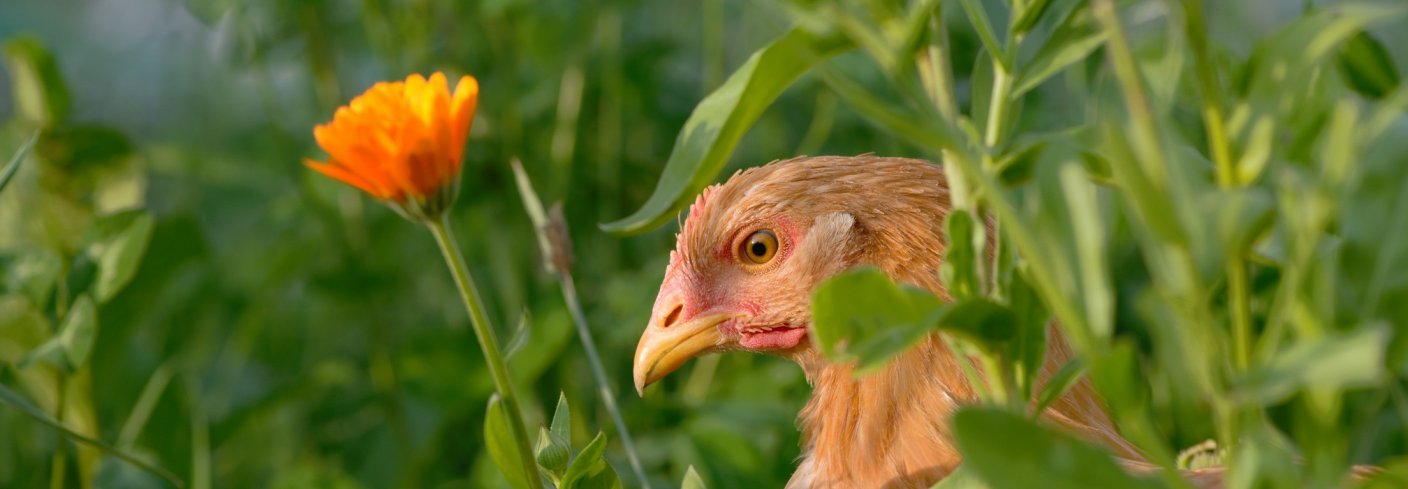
[633,312,732,395]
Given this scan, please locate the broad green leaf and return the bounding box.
[484,396,534,489]
[681,466,707,489]
[560,432,617,489]
[939,210,982,300]
[3,36,71,125]
[811,268,947,373]
[936,299,1018,354]
[1338,31,1400,100]
[1234,324,1389,405]
[601,28,851,234]
[20,294,97,372]
[85,209,154,303]
[1088,341,1149,418]
[0,130,39,195]
[1008,272,1050,397]
[952,408,1165,489]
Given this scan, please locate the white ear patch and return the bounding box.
[791,212,856,276]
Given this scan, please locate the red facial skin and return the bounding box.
[648,214,813,358]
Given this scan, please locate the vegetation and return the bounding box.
[1,0,1407,488]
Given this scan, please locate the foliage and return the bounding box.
[2,0,1407,488]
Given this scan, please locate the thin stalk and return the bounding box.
[1095,2,1234,484]
[0,383,184,487]
[1180,0,1252,371]
[917,9,975,212]
[49,373,66,489]
[510,159,652,488]
[427,218,542,489]
[559,275,653,489]
[50,274,70,489]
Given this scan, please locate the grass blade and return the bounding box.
[0,383,184,487]
[0,130,40,195]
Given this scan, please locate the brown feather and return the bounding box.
[663,155,1366,488]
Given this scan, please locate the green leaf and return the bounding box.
[560,432,618,489]
[1234,324,1389,405]
[1008,272,1050,396]
[549,391,571,446]
[3,36,71,125]
[0,247,62,306]
[958,0,1008,71]
[1338,31,1400,100]
[1013,25,1107,97]
[0,130,40,195]
[484,396,535,489]
[1059,163,1113,340]
[1212,187,1275,255]
[601,28,851,234]
[85,209,154,303]
[37,124,135,172]
[1034,359,1087,414]
[1011,0,1055,35]
[811,268,947,373]
[20,294,97,372]
[681,466,707,489]
[939,210,982,300]
[936,299,1018,354]
[952,408,1164,489]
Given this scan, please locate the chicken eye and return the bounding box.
[741,230,779,265]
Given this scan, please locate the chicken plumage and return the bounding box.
[633,155,1208,487]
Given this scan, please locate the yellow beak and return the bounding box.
[632,313,733,395]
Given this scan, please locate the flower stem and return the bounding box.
[427,218,542,489]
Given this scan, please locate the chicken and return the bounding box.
[631,155,1188,488]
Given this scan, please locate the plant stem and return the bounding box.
[49,373,66,489]
[427,218,542,489]
[50,274,70,489]
[559,274,653,489]
[1180,0,1252,371]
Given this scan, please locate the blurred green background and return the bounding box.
[1,0,1406,488]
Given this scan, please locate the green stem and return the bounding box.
[1181,0,1252,372]
[49,373,66,489]
[427,218,542,489]
[559,275,653,489]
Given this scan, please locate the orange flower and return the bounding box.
[306,72,478,219]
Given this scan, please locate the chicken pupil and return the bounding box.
[751,241,767,257]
